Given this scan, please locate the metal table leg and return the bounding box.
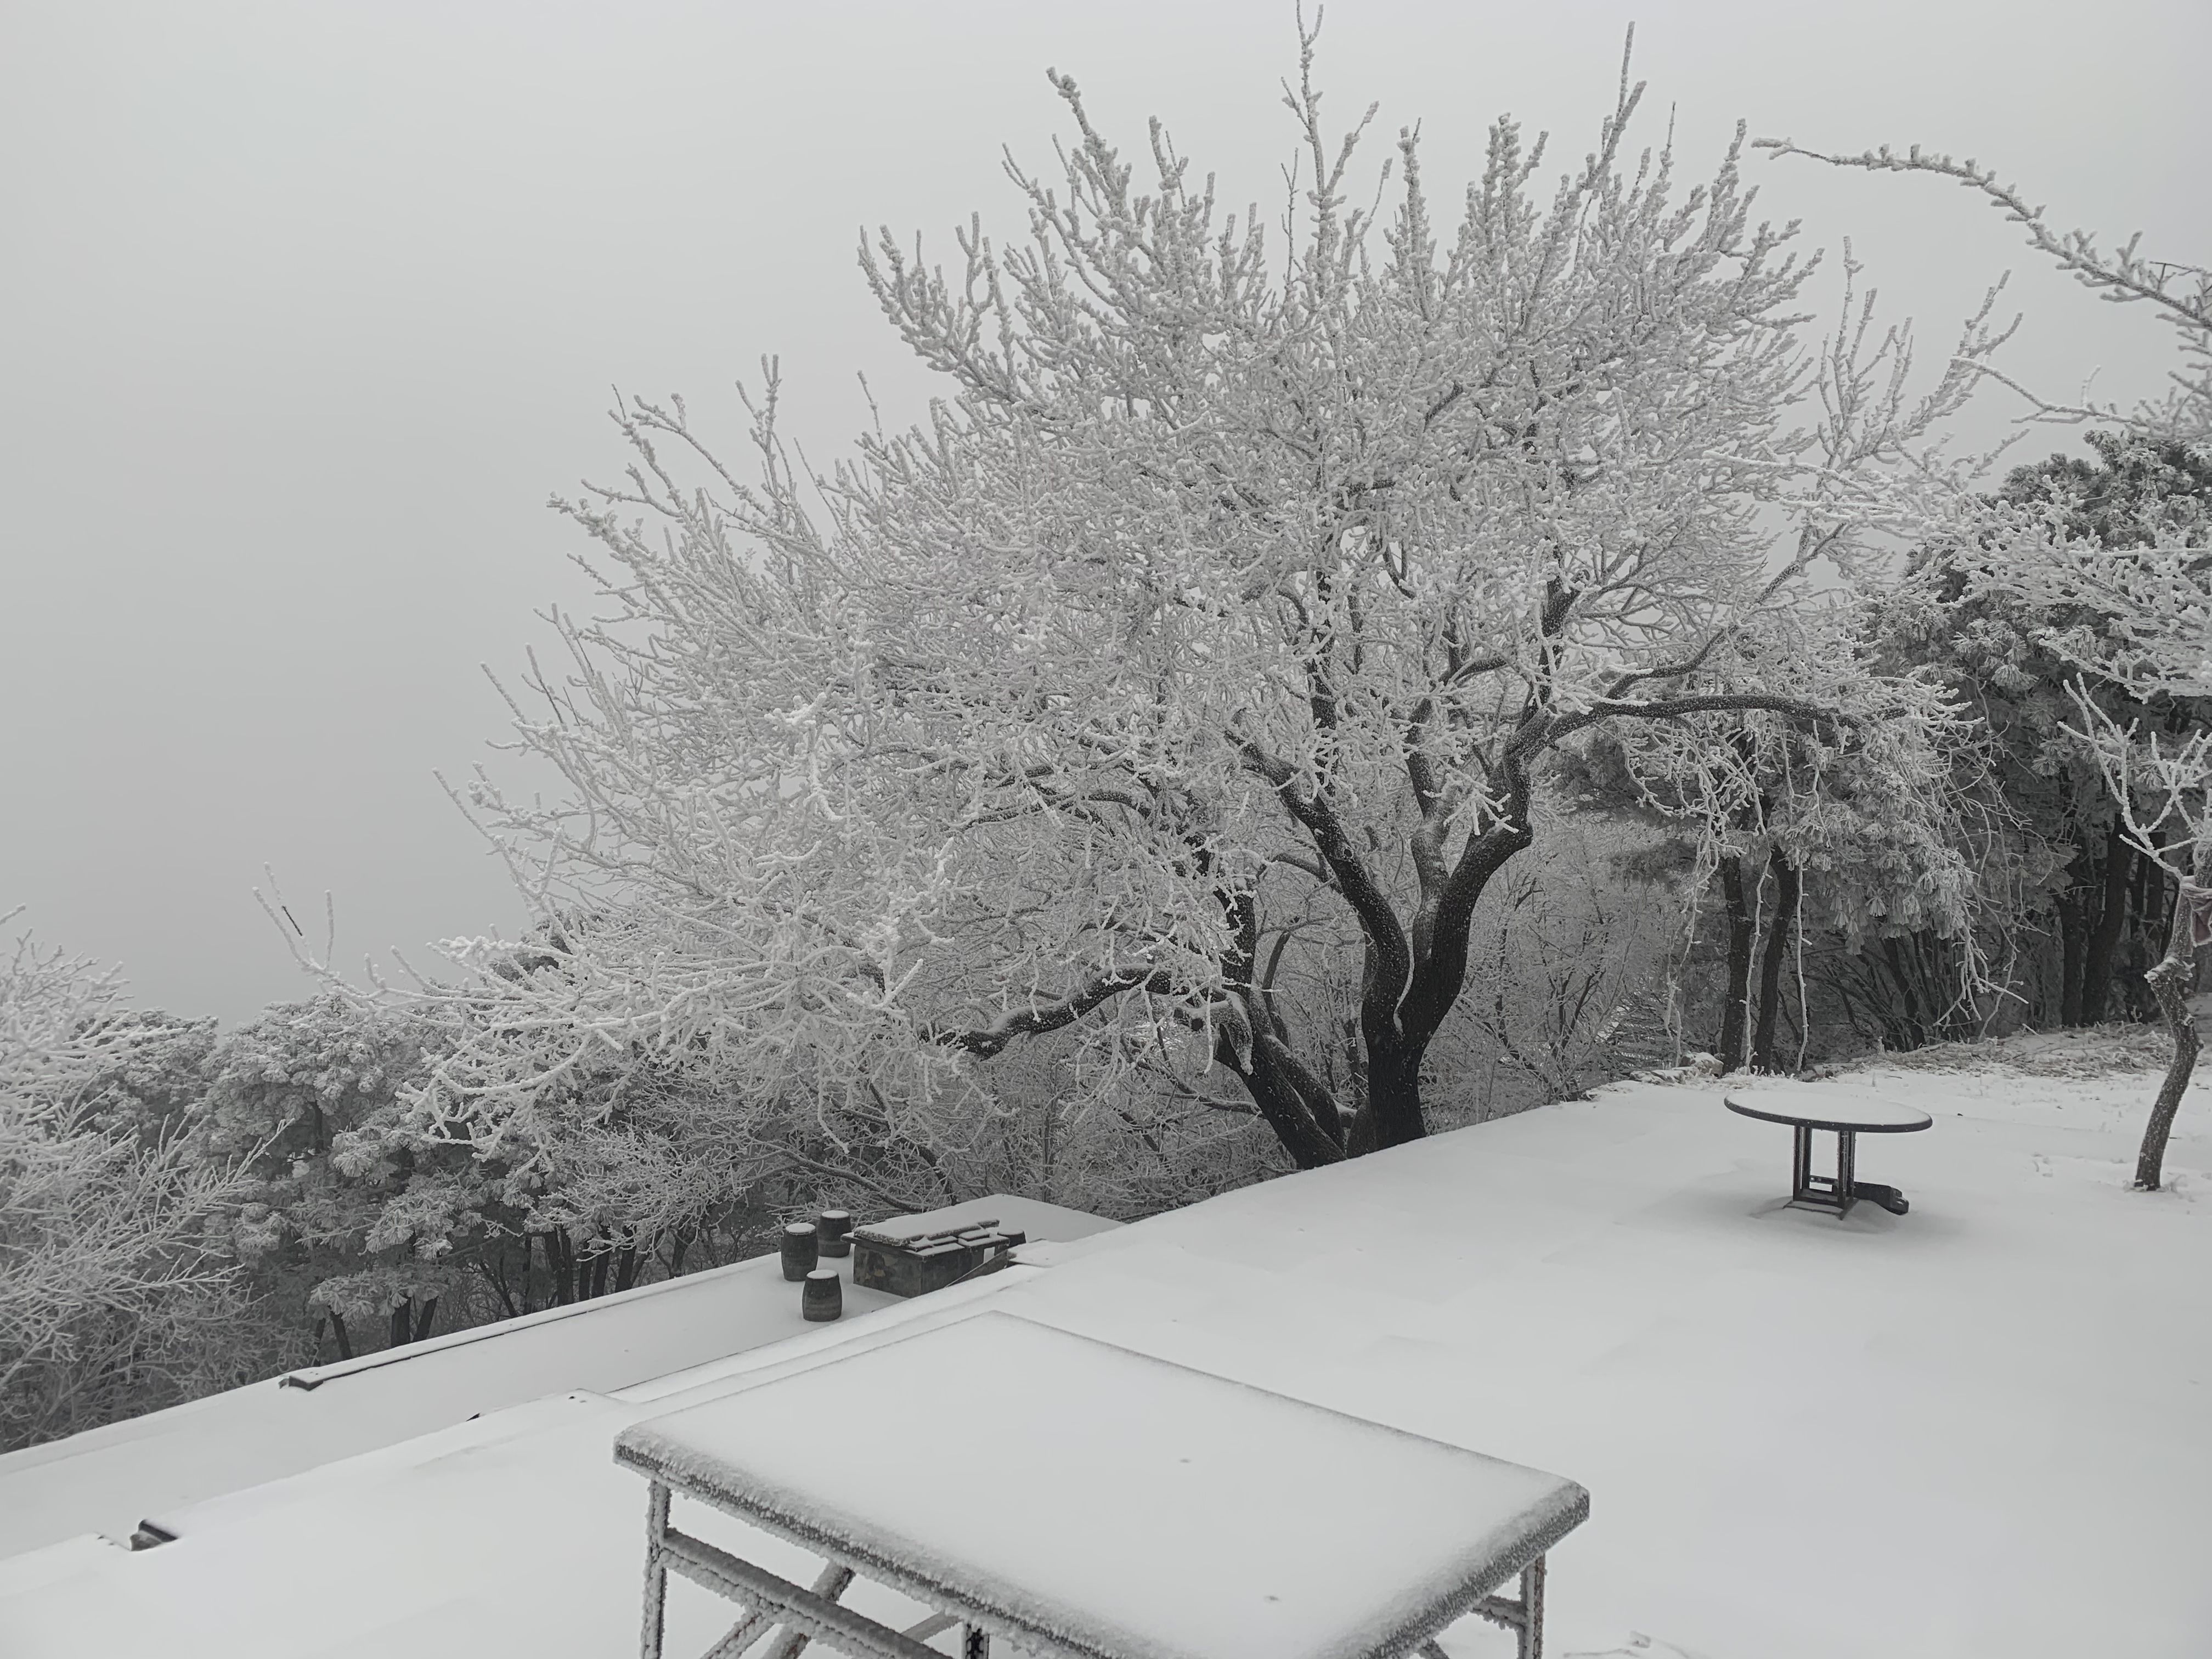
[639,1482,939,1659]
[1469,1556,1547,1659]
[643,1482,671,1659]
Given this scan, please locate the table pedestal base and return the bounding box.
[1789,1127,1909,1217]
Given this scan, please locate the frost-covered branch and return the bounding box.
[417,24,2008,1175]
[1757,139,2211,437]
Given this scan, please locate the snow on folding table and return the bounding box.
[616,1310,1587,1659]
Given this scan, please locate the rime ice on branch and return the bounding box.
[429,24,2006,1177]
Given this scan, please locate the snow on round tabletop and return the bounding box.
[1724,1083,1934,1132]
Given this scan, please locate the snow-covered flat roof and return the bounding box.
[2,1060,2205,1657]
[0,1194,1118,1561]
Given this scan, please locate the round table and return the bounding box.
[1724,1086,1932,1216]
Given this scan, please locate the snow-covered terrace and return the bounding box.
[2,1052,2206,1658]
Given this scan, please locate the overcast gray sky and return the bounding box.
[3,0,2205,1023]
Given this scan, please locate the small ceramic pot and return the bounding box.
[802,1267,843,1322]
[780,1221,819,1282]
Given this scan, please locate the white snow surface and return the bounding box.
[1,1053,2206,1658]
[618,1311,1584,1659]
[0,1194,1116,1559]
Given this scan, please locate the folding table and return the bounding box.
[615,1311,1589,1659]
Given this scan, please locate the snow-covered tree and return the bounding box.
[1769,133,2209,1187]
[68,1008,220,1143]
[392,924,987,1247]
[425,29,2004,1180]
[197,994,454,1356]
[1961,449,2209,1188]
[0,921,278,1450]
[1577,607,1986,1068]
[1886,438,2211,1035]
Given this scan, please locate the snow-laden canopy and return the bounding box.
[404,33,1999,1193]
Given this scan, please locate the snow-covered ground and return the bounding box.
[1,1045,2205,1658]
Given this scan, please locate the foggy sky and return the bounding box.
[3,0,2205,1024]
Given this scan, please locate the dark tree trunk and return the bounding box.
[2134,870,2202,1191]
[1211,889,1345,1170]
[326,1313,353,1363]
[1216,1024,1346,1170]
[667,1227,692,1279]
[1880,934,1930,1049]
[2080,821,2133,1025]
[1237,723,1536,1159]
[1231,677,1815,1161]
[1751,853,1802,1073]
[388,1304,411,1350]
[413,1298,438,1342]
[1378,817,1534,1147]
[613,1240,641,1294]
[2057,884,2089,1028]
[586,1250,611,1301]
[482,1250,520,1321]
[1717,856,1756,1071]
[1339,1017,1368,1125]
[1362,1039,1426,1152]
[548,1233,575,1306]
